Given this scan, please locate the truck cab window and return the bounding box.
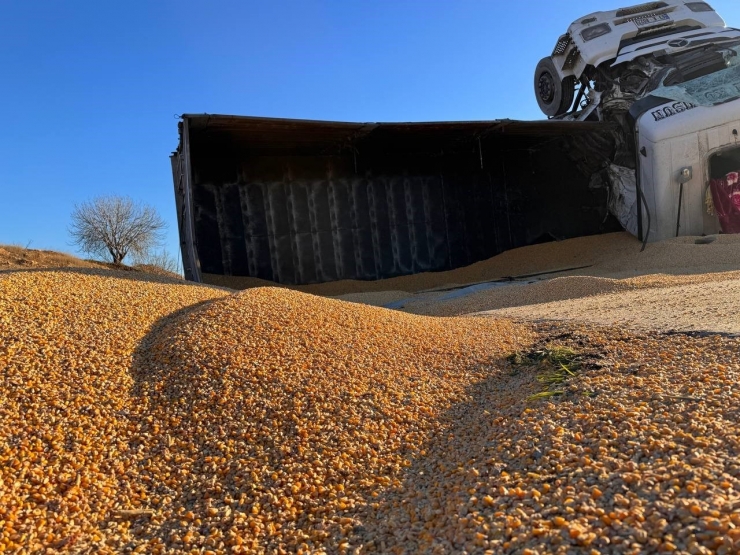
[710,147,740,179]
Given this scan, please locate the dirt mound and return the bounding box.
[0,245,105,269]
[0,245,183,280]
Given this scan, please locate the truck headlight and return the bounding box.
[581,23,611,42]
[686,2,714,12]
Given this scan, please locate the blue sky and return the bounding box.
[2,0,739,265]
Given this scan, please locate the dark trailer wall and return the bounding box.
[171,114,619,286]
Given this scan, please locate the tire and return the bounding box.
[534,57,576,117]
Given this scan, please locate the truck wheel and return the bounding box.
[534,57,576,117]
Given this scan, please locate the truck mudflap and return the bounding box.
[171,114,620,286]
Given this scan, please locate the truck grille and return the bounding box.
[616,2,668,17]
[617,10,672,25]
[635,20,675,35]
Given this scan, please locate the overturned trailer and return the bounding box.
[172,0,740,287]
[171,116,620,285]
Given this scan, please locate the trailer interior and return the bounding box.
[171,114,621,286]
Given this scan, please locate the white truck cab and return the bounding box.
[536,1,740,243]
[634,93,740,241]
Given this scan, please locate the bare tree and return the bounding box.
[69,196,167,265]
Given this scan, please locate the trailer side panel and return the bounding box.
[173,115,619,286]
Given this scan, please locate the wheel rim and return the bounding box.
[538,72,555,103]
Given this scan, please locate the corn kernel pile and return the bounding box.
[0,270,228,553]
[358,324,740,554]
[0,269,528,553]
[3,270,740,554]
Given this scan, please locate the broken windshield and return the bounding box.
[651,42,740,106]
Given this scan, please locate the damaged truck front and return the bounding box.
[535,0,740,242]
[172,0,740,286]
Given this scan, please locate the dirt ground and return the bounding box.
[0,245,183,280]
[0,245,106,270]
